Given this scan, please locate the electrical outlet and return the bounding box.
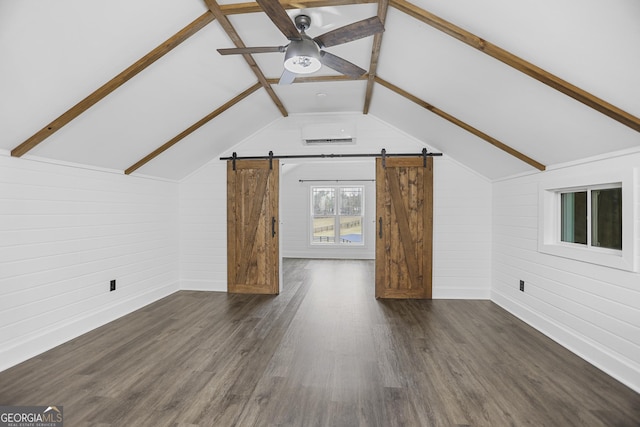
[519,280,525,292]
[110,280,116,292]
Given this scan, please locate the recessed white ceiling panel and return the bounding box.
[370,84,533,180]
[275,81,368,114]
[376,8,640,168]
[28,23,257,171]
[409,0,640,117]
[134,90,280,180]
[0,0,207,151]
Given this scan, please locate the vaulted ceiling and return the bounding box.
[2,0,639,180]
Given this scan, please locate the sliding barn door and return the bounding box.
[227,159,279,294]
[376,157,433,299]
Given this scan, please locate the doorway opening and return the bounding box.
[226,152,435,299]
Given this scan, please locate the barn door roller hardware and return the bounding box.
[382,148,431,168]
[231,150,276,171]
[222,149,442,165]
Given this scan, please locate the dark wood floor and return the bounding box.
[1,259,638,426]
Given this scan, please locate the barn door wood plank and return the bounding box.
[236,169,269,284]
[386,167,421,289]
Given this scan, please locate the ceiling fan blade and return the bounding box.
[319,51,366,78]
[217,46,285,55]
[279,69,297,85]
[314,16,384,48]
[256,0,301,39]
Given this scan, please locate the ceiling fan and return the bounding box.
[217,0,384,84]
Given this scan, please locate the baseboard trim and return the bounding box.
[0,282,179,373]
[433,288,490,299]
[181,279,227,292]
[491,290,640,394]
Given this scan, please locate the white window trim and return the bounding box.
[538,168,637,272]
[309,185,365,247]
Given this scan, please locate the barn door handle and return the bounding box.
[378,217,383,238]
[272,217,277,238]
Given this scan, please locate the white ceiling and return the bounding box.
[1,0,639,181]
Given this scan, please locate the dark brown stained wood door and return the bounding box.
[376,156,433,299]
[227,159,279,294]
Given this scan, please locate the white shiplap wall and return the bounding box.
[179,114,492,298]
[179,160,228,292]
[492,150,640,393]
[0,154,179,372]
[434,158,492,298]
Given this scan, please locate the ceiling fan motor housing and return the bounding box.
[284,34,321,73]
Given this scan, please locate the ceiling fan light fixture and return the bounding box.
[283,36,321,74]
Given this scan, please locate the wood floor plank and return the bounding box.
[0,259,638,426]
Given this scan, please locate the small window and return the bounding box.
[591,187,622,250]
[560,186,622,250]
[539,170,635,272]
[311,186,363,245]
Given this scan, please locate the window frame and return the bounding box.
[310,185,365,246]
[538,169,637,272]
[559,184,622,251]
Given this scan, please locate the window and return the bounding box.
[311,186,364,245]
[560,187,622,250]
[538,169,636,272]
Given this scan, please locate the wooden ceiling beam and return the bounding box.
[204,0,288,117]
[375,77,546,171]
[11,12,215,158]
[390,0,640,133]
[220,0,377,16]
[125,83,262,175]
[363,0,389,114]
